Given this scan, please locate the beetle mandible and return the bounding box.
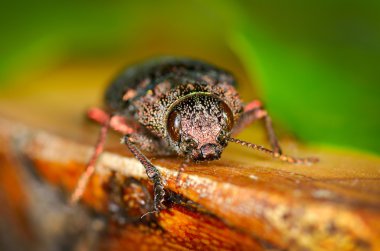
[70,57,318,212]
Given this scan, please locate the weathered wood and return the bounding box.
[1,62,380,251]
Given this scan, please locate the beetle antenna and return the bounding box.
[227,137,318,165]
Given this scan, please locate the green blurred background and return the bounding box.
[1,0,379,155]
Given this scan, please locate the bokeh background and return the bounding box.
[1,0,379,155]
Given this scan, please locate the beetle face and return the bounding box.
[167,94,234,161]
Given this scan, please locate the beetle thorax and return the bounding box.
[134,80,243,142]
[180,96,221,146]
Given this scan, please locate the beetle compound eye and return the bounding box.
[167,109,181,142]
[219,101,234,130]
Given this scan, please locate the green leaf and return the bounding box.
[231,21,380,154]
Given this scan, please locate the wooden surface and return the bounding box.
[0,62,380,251]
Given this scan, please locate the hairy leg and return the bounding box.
[231,100,318,164]
[88,108,170,154]
[74,107,166,212]
[70,118,110,204]
[70,108,136,204]
[233,100,282,155]
[122,135,165,212]
[87,107,135,135]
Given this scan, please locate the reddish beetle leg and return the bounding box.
[70,108,135,204]
[233,99,282,155]
[71,108,165,212]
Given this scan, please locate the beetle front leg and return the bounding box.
[70,115,110,204]
[87,107,136,135]
[81,107,166,212]
[70,108,136,205]
[122,135,166,213]
[233,100,282,155]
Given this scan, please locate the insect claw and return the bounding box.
[140,198,165,220]
[140,210,159,219]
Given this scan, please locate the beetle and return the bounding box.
[70,57,318,213]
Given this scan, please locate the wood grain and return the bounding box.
[0,61,379,251]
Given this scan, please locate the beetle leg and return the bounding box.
[233,100,282,155]
[262,113,282,155]
[70,117,110,205]
[70,108,137,205]
[79,107,166,212]
[87,107,135,135]
[122,135,166,213]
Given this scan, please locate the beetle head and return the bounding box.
[167,94,234,161]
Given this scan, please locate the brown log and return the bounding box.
[0,62,379,251]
